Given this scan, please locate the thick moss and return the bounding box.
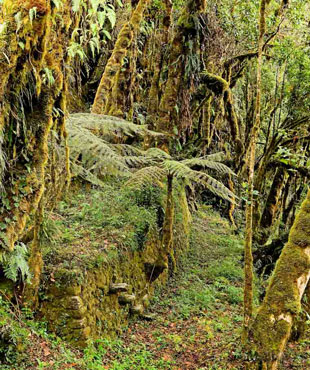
[0,0,78,254]
[92,0,150,115]
[40,183,190,346]
[249,190,310,369]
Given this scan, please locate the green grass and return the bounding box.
[42,181,164,272]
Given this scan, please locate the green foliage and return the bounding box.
[128,156,236,203]
[67,114,236,203]
[83,338,173,370]
[0,297,30,364]
[42,182,163,275]
[1,243,31,283]
[68,113,163,142]
[67,114,162,183]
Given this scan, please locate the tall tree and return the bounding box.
[243,0,270,337]
[92,0,150,115]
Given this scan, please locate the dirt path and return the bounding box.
[100,209,245,369]
[99,208,310,370]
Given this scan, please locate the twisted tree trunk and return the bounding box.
[249,188,310,369]
[92,0,150,115]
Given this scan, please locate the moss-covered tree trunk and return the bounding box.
[156,0,206,151]
[282,180,305,230]
[0,0,77,305]
[249,188,310,369]
[157,174,174,269]
[258,167,287,244]
[92,0,150,115]
[147,0,172,123]
[243,0,269,337]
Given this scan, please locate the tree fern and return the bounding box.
[66,114,237,203]
[163,160,236,202]
[68,113,163,142]
[68,121,130,179]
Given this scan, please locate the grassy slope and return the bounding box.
[1,206,310,369]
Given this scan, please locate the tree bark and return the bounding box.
[92,0,150,115]
[249,188,310,369]
[258,167,287,244]
[156,174,174,269]
[243,0,269,337]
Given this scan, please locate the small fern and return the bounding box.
[2,243,31,283]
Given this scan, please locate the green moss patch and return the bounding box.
[42,181,163,273]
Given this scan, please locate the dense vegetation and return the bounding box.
[0,0,310,369]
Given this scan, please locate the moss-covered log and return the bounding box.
[249,189,310,369]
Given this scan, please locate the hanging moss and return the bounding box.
[0,1,81,309]
[202,71,243,154]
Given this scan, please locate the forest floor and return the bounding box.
[2,207,310,369]
[97,207,310,370]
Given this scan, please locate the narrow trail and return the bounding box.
[101,208,245,370]
[100,208,310,370]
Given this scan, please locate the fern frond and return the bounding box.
[195,172,237,203]
[68,122,130,178]
[181,158,235,176]
[201,152,226,161]
[163,160,236,202]
[163,160,194,179]
[145,147,172,160]
[125,166,166,188]
[3,243,31,283]
[111,144,145,156]
[68,113,163,142]
[71,163,106,187]
[124,156,157,168]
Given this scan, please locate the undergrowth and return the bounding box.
[42,181,164,272]
[1,206,309,369]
